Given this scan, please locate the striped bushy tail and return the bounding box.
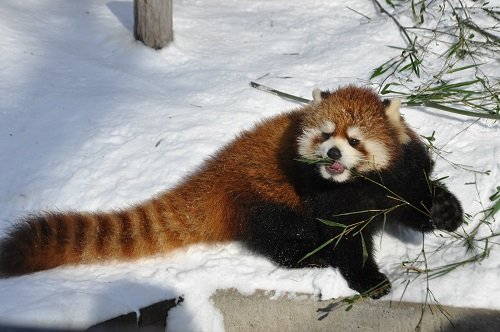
[0,200,177,276]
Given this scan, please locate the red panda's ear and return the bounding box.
[311,89,331,105]
[383,98,401,122]
[383,98,410,144]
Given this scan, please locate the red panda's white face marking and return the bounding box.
[320,121,336,134]
[297,86,402,183]
[316,125,364,182]
[299,123,390,182]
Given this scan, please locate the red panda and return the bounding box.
[0,85,463,298]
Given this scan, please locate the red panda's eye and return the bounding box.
[348,138,360,146]
[321,132,331,141]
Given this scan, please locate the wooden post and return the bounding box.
[133,0,173,50]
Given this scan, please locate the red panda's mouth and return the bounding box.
[325,161,346,174]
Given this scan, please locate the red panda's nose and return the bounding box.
[327,147,342,160]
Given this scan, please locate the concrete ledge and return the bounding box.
[212,289,500,332]
[79,289,500,331]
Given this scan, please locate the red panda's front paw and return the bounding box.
[430,185,463,232]
[347,271,392,299]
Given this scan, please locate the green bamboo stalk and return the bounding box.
[249,82,310,103]
[249,81,500,120]
[405,101,500,119]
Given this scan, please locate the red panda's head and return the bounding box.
[297,85,411,183]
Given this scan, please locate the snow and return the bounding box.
[0,0,499,330]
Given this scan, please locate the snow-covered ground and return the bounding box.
[0,0,498,330]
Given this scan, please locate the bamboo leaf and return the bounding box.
[361,233,368,268]
[484,187,500,219]
[488,187,500,201]
[328,210,383,217]
[399,61,416,73]
[427,79,481,91]
[370,64,389,79]
[419,0,426,24]
[387,45,412,51]
[380,82,404,95]
[299,238,335,263]
[446,64,481,74]
[318,219,348,228]
[404,101,500,120]
[385,0,395,9]
[411,0,417,19]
